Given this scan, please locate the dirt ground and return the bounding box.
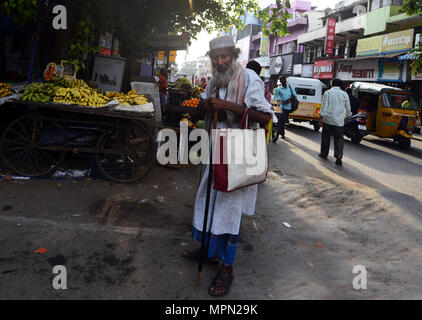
[1,137,422,300]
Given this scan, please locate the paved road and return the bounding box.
[272,122,422,220]
[1,122,422,300]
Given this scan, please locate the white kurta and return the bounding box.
[193,69,274,236]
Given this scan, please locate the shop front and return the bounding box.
[313,60,335,86]
[335,59,378,86]
[269,52,303,91]
[377,58,408,84]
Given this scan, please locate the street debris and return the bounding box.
[1,175,30,181]
[282,222,292,228]
[72,213,87,217]
[34,248,48,254]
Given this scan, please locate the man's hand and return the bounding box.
[206,97,228,110]
[319,117,324,127]
[344,117,349,125]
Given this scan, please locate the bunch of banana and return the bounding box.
[69,79,90,89]
[115,90,149,106]
[48,77,71,88]
[106,91,124,99]
[21,83,57,102]
[54,87,109,107]
[0,83,13,98]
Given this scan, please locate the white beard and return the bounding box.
[211,61,239,88]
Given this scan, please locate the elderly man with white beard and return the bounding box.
[182,36,276,297]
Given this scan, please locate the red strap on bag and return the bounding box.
[239,106,249,129]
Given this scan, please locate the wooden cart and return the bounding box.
[0,98,157,183]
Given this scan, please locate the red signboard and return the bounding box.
[325,19,336,55]
[314,61,335,79]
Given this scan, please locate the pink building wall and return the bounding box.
[268,0,311,55]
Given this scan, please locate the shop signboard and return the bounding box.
[270,54,295,75]
[301,64,314,78]
[157,51,165,65]
[336,60,378,81]
[357,29,414,56]
[314,61,334,79]
[381,29,414,54]
[169,51,177,63]
[356,35,383,57]
[270,55,284,75]
[325,19,336,55]
[260,35,269,56]
[378,59,406,82]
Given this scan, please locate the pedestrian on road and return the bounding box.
[274,76,297,139]
[182,35,275,297]
[319,79,352,166]
[346,88,359,115]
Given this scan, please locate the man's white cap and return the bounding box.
[209,36,235,51]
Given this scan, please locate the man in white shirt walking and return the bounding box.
[318,79,352,166]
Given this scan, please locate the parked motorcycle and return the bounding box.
[344,112,368,144]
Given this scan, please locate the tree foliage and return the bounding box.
[402,0,422,75]
[1,0,290,69]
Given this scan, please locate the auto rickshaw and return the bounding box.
[350,82,418,150]
[287,77,327,131]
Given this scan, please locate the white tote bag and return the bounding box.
[213,108,268,192]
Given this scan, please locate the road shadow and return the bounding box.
[286,124,422,177]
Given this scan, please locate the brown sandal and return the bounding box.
[208,265,234,297]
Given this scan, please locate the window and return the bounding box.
[348,40,357,58]
[371,0,403,11]
[295,87,316,96]
[382,92,417,110]
[337,42,346,58]
[371,0,381,11]
[317,47,323,58]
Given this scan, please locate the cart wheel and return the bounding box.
[0,116,66,177]
[313,122,321,132]
[96,121,155,183]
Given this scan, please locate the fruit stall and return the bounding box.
[164,77,205,130]
[0,78,157,183]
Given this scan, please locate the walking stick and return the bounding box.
[197,110,218,286]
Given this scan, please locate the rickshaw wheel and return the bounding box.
[313,122,321,132]
[351,135,362,144]
[398,138,411,150]
[0,116,66,177]
[96,120,155,183]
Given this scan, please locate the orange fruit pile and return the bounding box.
[182,98,200,107]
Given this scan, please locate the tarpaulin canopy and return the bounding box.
[399,53,416,61]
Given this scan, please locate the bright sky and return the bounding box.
[176,0,336,66]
